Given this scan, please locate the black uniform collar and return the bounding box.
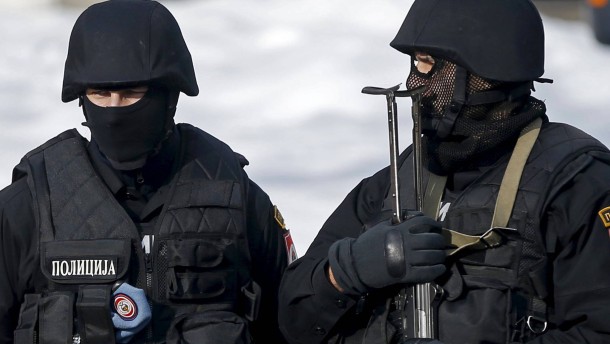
[88,140,124,195]
[87,126,180,197]
[444,135,517,193]
[447,169,480,192]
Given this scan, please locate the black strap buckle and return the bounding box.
[526,315,548,334]
[241,281,261,322]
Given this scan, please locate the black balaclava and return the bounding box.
[82,87,175,171]
[406,57,545,175]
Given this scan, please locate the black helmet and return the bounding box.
[390,0,544,82]
[61,0,198,102]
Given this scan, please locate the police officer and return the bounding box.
[0,0,291,343]
[278,0,610,343]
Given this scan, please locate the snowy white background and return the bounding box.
[1,0,609,254]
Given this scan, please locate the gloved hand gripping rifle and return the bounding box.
[361,84,442,340]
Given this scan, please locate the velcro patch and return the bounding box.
[41,239,130,284]
[49,258,117,280]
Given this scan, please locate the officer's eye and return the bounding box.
[124,87,148,98]
[414,53,435,75]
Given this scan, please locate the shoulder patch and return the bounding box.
[284,231,298,265]
[273,205,298,264]
[597,206,610,229]
[114,293,138,321]
[273,205,286,230]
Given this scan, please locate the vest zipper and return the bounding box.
[145,251,154,342]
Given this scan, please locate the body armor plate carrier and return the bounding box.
[369,121,609,344]
[13,124,257,343]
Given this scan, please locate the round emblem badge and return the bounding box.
[114,293,138,321]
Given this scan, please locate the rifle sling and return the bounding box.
[423,118,543,256]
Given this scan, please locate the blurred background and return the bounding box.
[0,0,609,254]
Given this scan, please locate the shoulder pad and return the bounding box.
[11,129,85,183]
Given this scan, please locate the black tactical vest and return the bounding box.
[13,124,256,343]
[372,122,609,343]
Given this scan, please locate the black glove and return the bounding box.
[398,339,444,344]
[328,214,446,295]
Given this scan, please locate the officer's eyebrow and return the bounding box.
[415,52,435,64]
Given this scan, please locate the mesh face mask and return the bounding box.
[406,58,457,122]
[406,57,545,174]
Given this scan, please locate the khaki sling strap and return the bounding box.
[421,118,543,256]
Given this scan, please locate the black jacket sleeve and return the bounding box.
[278,151,610,344]
[529,155,610,343]
[278,166,390,344]
[245,179,290,343]
[0,178,37,344]
[1,156,292,344]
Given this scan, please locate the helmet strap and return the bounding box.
[467,82,533,106]
[167,91,180,116]
[163,90,180,133]
[435,68,536,140]
[435,66,468,139]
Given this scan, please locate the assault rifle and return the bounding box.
[361,84,442,340]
